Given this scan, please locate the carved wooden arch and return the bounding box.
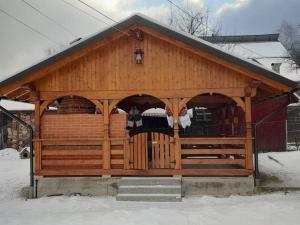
[39,94,103,116]
[179,92,245,112]
[108,93,173,114]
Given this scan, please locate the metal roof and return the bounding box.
[201,34,280,44]
[0,14,298,90]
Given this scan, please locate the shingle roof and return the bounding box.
[0,14,298,90]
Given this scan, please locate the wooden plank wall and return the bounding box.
[35,32,251,95]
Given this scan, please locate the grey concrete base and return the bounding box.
[33,176,254,199]
[182,176,255,197]
[34,176,120,198]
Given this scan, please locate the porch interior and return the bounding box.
[35,93,252,177]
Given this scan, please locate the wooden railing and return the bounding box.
[180,137,250,169]
[33,136,253,176]
[34,137,129,174]
[34,139,104,172]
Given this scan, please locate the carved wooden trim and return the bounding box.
[90,100,104,113]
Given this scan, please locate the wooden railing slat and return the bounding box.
[181,149,245,155]
[181,158,245,166]
[42,159,103,166]
[180,137,249,145]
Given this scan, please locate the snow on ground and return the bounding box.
[259,151,300,187]
[1,148,300,225]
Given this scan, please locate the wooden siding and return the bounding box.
[35,32,251,96]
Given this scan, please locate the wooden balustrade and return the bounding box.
[180,137,250,169]
[34,136,253,176]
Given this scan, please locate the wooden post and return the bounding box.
[172,98,181,170]
[102,100,111,172]
[245,96,253,171]
[34,100,42,173]
[123,130,130,170]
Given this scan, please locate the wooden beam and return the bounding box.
[42,159,103,166]
[43,149,102,156]
[172,98,181,170]
[17,92,31,101]
[91,100,104,113]
[181,158,245,166]
[232,97,245,112]
[179,98,190,111]
[245,97,254,170]
[34,101,42,172]
[102,100,111,170]
[180,137,249,145]
[39,100,51,116]
[40,88,246,101]
[35,139,104,146]
[37,168,252,176]
[181,149,245,155]
[5,88,27,99]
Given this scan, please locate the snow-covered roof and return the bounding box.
[0,100,34,111]
[215,41,300,81]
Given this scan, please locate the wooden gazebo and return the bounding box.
[0,14,298,178]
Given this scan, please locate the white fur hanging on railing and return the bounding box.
[179,107,191,129]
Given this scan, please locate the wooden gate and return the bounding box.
[151,133,175,169]
[129,133,148,169]
[129,132,175,170]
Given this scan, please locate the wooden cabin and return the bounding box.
[0,14,298,178]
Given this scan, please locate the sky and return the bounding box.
[0,0,300,81]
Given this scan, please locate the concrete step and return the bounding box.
[117,177,182,202]
[119,177,181,186]
[116,193,182,202]
[118,185,181,194]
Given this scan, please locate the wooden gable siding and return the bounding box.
[35,32,251,95]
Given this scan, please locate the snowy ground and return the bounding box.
[1,148,300,225]
[259,151,300,187]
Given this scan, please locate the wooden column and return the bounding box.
[102,100,111,171]
[172,98,181,170]
[123,130,130,170]
[245,96,253,171]
[34,100,42,174]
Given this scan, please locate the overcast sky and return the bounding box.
[0,0,300,81]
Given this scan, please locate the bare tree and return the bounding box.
[168,1,221,37]
[278,20,300,69]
